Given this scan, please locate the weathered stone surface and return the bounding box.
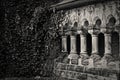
[54,62,119,79]
[63,57,70,63]
[108,61,120,70]
[75,65,84,72]
[88,58,94,68]
[60,1,120,29]
[66,64,75,71]
[71,59,78,65]
[78,58,84,66]
[53,0,120,80]
[68,54,79,64]
[79,54,89,66]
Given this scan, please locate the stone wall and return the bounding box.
[58,0,120,59]
[59,1,120,28]
[53,1,120,80]
[54,62,119,80]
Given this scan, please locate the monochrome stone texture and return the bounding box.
[51,0,120,80]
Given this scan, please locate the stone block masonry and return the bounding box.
[54,62,119,80]
[51,0,120,80]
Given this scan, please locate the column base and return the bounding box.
[68,53,79,64]
[68,53,79,59]
[61,51,69,63]
[101,54,114,68]
[102,54,114,63]
[88,53,101,68]
[80,53,89,59]
[78,53,89,66]
[90,53,101,62]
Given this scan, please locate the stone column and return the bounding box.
[101,33,114,68]
[100,26,115,68]
[68,34,79,64]
[88,33,101,67]
[78,27,89,66]
[78,34,89,66]
[80,34,87,55]
[70,35,76,53]
[77,27,88,56]
[88,26,101,67]
[61,35,67,53]
[91,34,99,54]
[104,33,112,55]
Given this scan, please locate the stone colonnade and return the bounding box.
[61,27,119,66]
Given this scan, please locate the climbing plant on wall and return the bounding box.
[0,0,62,78]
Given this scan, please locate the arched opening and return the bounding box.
[67,35,70,54]
[107,15,116,26]
[109,17,116,26]
[95,19,101,26]
[111,32,119,60]
[76,34,80,55]
[98,33,104,57]
[84,20,89,27]
[74,22,78,27]
[87,33,92,56]
[63,23,68,31]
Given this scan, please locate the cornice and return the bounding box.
[50,0,114,11]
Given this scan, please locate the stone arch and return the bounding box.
[67,35,70,54]
[93,16,102,26]
[81,18,89,27]
[73,22,78,27]
[98,33,104,57]
[63,23,69,30]
[111,31,119,60]
[107,14,116,26]
[87,33,92,56]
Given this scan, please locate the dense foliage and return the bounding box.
[0,0,62,78]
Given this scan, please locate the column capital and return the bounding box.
[115,25,120,32]
[70,35,76,37]
[88,25,100,35]
[70,32,77,36]
[70,27,78,35]
[101,26,114,34]
[80,34,87,37]
[77,26,88,35]
[91,34,98,37]
[61,29,71,36]
[104,33,111,36]
[61,35,67,38]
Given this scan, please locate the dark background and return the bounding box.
[0,0,63,78]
